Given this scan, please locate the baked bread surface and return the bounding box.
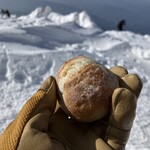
[56,56,119,122]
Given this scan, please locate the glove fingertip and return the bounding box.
[121,74,143,97]
[110,66,128,78]
[40,76,56,93]
[111,88,137,130]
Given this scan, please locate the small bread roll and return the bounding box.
[56,56,119,122]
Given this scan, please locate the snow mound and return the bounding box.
[77,11,96,28]
[49,10,96,28]
[48,11,96,28]
[29,6,52,18]
[27,6,97,29]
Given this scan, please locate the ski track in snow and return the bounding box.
[0,6,150,150]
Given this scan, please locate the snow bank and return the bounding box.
[29,6,52,18]
[48,10,96,28]
[19,6,97,29]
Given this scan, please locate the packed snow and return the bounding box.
[0,6,150,150]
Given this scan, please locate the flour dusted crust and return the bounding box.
[56,56,96,92]
[56,56,119,122]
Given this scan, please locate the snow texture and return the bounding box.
[0,6,150,150]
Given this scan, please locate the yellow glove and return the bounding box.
[46,66,142,150]
[0,66,142,150]
[105,66,142,149]
[0,76,57,150]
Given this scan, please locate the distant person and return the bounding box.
[5,10,10,18]
[117,19,126,31]
[0,9,11,18]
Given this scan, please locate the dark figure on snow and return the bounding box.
[117,19,126,31]
[0,9,11,18]
[5,10,10,18]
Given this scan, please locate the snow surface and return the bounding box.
[0,6,150,150]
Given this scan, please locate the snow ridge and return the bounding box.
[28,6,97,29]
[29,6,52,18]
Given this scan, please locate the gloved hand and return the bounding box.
[0,66,142,150]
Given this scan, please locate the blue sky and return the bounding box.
[0,0,150,34]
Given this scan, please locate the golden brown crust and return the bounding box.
[56,56,96,92]
[56,56,119,122]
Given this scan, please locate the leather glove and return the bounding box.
[0,66,142,150]
[0,76,57,150]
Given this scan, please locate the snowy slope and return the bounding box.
[0,6,150,150]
